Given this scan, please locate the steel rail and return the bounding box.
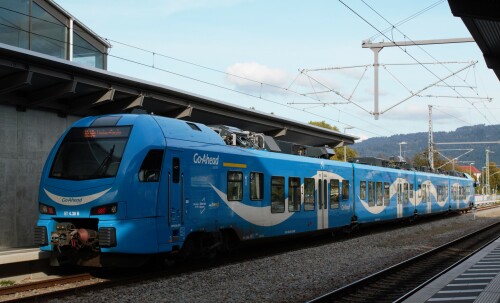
[306,221,500,303]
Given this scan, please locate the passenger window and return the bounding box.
[227,171,243,201]
[360,181,367,200]
[342,180,349,200]
[417,184,422,198]
[172,157,180,183]
[271,176,285,213]
[288,177,301,212]
[330,179,340,209]
[250,172,264,200]
[376,182,383,206]
[409,184,414,199]
[404,183,409,204]
[138,149,164,182]
[368,182,375,206]
[304,178,315,211]
[384,182,390,205]
[422,184,427,201]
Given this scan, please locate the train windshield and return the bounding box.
[50,126,132,180]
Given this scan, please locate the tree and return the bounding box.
[308,121,357,161]
[486,162,500,194]
[412,150,453,171]
[309,120,339,132]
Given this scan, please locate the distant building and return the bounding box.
[0,0,110,69]
[457,165,481,179]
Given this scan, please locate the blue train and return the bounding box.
[34,114,475,266]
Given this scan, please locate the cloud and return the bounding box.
[158,0,242,17]
[225,62,293,94]
[382,105,467,122]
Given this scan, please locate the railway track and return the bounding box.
[476,204,500,211]
[0,272,114,303]
[307,221,500,303]
[2,210,497,303]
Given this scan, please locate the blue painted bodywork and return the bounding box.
[36,114,475,256]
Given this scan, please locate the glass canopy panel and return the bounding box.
[31,2,66,59]
[0,0,29,49]
[73,32,104,69]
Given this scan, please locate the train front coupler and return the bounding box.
[50,222,99,252]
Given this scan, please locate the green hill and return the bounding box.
[351,124,500,168]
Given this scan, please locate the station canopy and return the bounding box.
[448,0,500,81]
[0,43,357,147]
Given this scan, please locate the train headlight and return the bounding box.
[91,203,118,215]
[39,203,56,215]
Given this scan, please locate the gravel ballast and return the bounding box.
[49,208,500,303]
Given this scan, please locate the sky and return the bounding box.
[54,0,500,142]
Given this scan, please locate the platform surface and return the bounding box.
[0,247,50,265]
[403,237,500,303]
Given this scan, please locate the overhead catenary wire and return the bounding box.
[432,106,471,125]
[367,0,446,42]
[339,0,492,124]
[359,0,491,120]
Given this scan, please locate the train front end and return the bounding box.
[34,115,165,266]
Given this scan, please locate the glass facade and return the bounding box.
[0,0,106,69]
[31,2,66,59]
[0,0,29,49]
[73,33,104,69]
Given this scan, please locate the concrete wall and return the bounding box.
[0,105,81,248]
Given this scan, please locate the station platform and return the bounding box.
[404,237,500,303]
[0,247,50,265]
[0,247,52,282]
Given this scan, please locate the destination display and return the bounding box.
[66,126,131,140]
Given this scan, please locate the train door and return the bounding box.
[167,150,184,228]
[426,184,432,213]
[397,183,403,218]
[317,171,328,230]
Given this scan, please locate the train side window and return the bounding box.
[330,179,340,209]
[172,157,180,183]
[227,171,243,201]
[304,178,315,211]
[271,176,285,213]
[138,149,164,182]
[250,172,264,200]
[417,184,422,198]
[360,181,367,200]
[383,182,390,205]
[409,184,414,200]
[422,184,427,201]
[404,183,409,204]
[368,182,375,206]
[288,177,301,212]
[342,180,349,200]
[376,182,383,206]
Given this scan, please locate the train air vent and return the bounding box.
[98,227,117,247]
[34,226,48,246]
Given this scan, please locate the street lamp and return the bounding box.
[398,141,407,158]
[343,126,354,162]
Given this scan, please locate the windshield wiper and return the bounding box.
[93,144,115,177]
